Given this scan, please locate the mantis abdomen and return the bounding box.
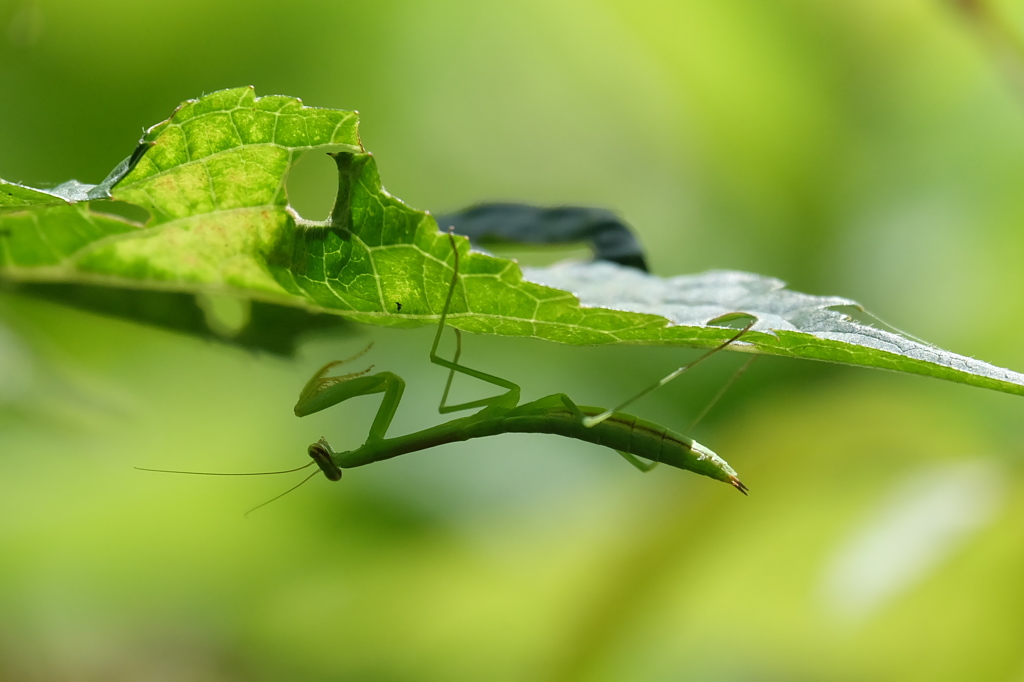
[505,407,745,492]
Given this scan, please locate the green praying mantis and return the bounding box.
[294,230,752,496]
[140,229,753,506]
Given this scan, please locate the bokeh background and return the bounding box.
[3,0,1024,680]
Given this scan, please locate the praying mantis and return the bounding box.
[295,230,751,495]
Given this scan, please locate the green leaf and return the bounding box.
[1,87,1022,396]
[524,264,1024,397]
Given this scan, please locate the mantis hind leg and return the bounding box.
[430,229,520,414]
[582,321,757,428]
[617,451,659,472]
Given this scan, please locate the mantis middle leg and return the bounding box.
[430,229,521,415]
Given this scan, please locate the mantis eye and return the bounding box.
[308,440,343,482]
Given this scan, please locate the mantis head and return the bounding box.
[308,437,343,481]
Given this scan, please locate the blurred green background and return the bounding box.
[3,0,1024,680]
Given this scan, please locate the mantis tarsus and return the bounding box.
[296,230,750,495]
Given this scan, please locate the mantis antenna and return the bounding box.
[242,469,322,517]
[134,462,316,476]
[136,461,324,516]
[135,461,323,515]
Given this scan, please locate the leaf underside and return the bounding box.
[1,87,1021,396]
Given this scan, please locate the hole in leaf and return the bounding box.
[285,148,352,222]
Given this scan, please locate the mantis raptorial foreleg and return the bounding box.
[429,229,521,415]
[294,358,406,442]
